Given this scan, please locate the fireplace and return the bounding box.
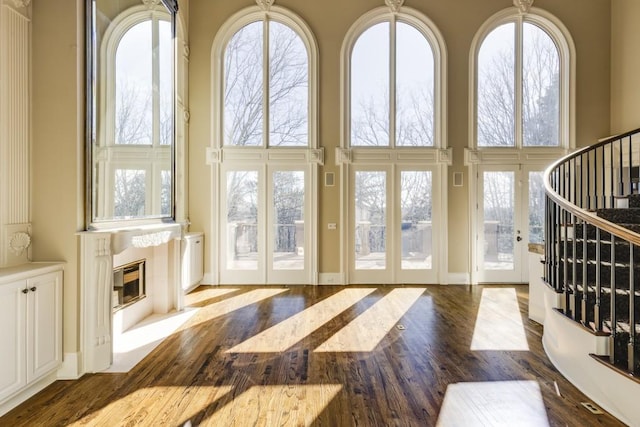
[79,223,183,373]
[113,259,145,310]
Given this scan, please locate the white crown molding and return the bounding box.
[438,148,453,165]
[142,0,162,7]
[385,0,404,13]
[464,148,480,165]
[513,0,534,14]
[310,148,324,166]
[256,0,275,11]
[335,147,352,165]
[206,148,223,164]
[7,0,31,8]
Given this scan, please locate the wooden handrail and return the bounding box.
[544,135,640,247]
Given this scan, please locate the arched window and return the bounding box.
[468,5,575,284]
[223,20,309,147]
[346,8,445,149]
[96,5,173,220]
[472,7,574,150]
[210,1,320,285]
[339,4,448,285]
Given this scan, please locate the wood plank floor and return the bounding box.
[0,284,626,426]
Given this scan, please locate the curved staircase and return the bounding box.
[543,128,640,425]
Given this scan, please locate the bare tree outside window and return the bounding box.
[109,17,172,220]
[223,21,308,147]
[478,23,515,147]
[351,22,435,147]
[226,170,259,270]
[273,171,305,270]
[477,22,560,148]
[523,23,560,147]
[115,21,152,145]
[355,171,386,269]
[400,171,433,269]
[114,169,146,218]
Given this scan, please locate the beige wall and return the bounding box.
[187,0,611,279]
[611,0,640,134]
[25,0,612,359]
[32,0,84,355]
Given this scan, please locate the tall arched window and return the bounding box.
[476,19,566,148]
[339,4,448,285]
[223,20,309,147]
[96,6,173,220]
[210,1,320,285]
[351,20,435,147]
[468,4,575,284]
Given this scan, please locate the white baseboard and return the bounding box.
[447,272,470,285]
[57,352,83,380]
[0,371,57,416]
[318,273,343,285]
[57,352,83,379]
[201,272,214,285]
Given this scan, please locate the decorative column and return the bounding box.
[80,232,114,373]
[0,0,32,267]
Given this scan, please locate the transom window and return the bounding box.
[476,17,565,148]
[350,19,435,147]
[223,19,309,147]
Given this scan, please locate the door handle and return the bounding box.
[516,236,522,242]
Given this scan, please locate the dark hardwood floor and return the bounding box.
[0,284,626,426]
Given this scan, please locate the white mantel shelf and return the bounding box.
[80,222,182,253]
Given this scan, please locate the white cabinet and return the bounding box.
[0,281,27,402]
[182,232,204,291]
[0,264,62,414]
[28,272,62,381]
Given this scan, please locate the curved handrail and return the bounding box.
[544,131,640,246]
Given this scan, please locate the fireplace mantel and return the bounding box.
[79,222,183,373]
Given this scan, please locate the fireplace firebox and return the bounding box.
[113,259,146,310]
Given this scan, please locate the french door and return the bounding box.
[349,165,440,284]
[219,165,312,284]
[475,165,545,283]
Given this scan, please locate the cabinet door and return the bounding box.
[27,271,62,382]
[0,281,27,402]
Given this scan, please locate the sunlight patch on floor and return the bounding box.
[226,288,376,353]
[470,287,529,351]
[186,287,240,305]
[199,384,342,427]
[192,288,290,326]
[314,288,425,352]
[72,386,234,426]
[437,381,549,427]
[105,308,199,373]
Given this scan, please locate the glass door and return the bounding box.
[220,166,310,284]
[349,166,438,284]
[477,166,521,282]
[476,165,546,283]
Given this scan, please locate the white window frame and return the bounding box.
[467,6,576,160]
[339,4,450,285]
[96,5,173,220]
[466,5,576,284]
[208,2,321,285]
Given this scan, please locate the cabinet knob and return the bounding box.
[30,287,37,292]
[22,288,29,294]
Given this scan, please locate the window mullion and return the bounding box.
[515,18,524,148]
[389,17,397,148]
[263,17,270,148]
[152,16,160,147]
